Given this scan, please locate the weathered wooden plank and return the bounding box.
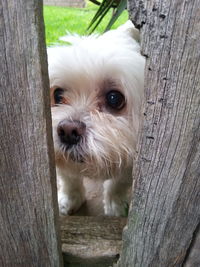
[0,1,62,266]
[183,223,200,267]
[60,216,126,267]
[119,0,200,266]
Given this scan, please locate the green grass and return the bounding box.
[43,1,128,46]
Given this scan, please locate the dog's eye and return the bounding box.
[54,88,65,104]
[106,90,125,110]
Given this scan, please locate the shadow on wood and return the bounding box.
[60,216,126,266]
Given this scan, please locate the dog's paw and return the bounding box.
[58,191,85,215]
[103,179,129,217]
[103,197,129,217]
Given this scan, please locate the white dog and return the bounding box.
[47,21,145,216]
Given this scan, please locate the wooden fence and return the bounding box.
[0,0,199,266]
[0,1,62,266]
[119,0,200,266]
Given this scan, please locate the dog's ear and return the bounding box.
[100,20,140,43]
[116,20,140,42]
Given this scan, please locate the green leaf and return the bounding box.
[87,0,116,32]
[104,0,127,32]
[88,0,127,33]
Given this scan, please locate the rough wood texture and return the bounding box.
[119,0,200,266]
[60,216,126,267]
[0,1,62,266]
[184,223,200,267]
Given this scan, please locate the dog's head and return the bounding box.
[48,21,145,178]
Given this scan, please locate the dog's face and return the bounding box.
[48,23,144,178]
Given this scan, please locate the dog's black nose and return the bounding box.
[57,119,86,147]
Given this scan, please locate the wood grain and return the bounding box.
[119,0,200,266]
[0,1,62,266]
[60,216,126,267]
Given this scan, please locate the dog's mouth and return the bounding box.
[59,142,86,164]
[70,151,85,163]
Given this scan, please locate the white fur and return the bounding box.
[48,21,145,216]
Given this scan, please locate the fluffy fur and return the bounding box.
[47,21,145,216]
